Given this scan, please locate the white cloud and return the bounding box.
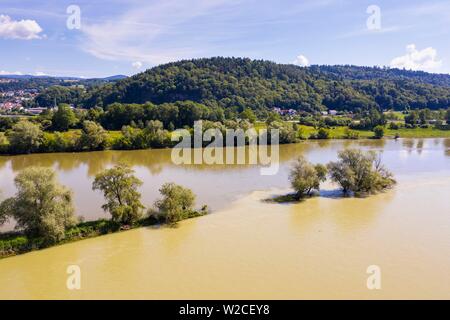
[0,70,23,75]
[132,61,143,69]
[0,15,43,40]
[390,44,442,71]
[293,54,309,67]
[34,71,49,76]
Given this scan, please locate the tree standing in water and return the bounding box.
[327,149,395,196]
[0,167,76,243]
[92,163,144,225]
[289,156,327,199]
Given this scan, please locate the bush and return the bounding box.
[344,128,359,139]
[310,127,330,139]
[388,122,399,130]
[373,125,385,139]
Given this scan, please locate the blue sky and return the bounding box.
[0,0,449,77]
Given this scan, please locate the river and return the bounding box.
[0,139,449,299]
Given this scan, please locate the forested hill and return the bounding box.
[308,65,450,87]
[39,57,450,112]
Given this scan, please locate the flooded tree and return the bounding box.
[289,156,327,199]
[92,163,144,225]
[0,167,76,243]
[327,149,395,196]
[152,183,198,224]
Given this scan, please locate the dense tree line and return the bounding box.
[32,58,450,113]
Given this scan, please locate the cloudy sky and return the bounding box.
[0,0,449,77]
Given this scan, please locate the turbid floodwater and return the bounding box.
[0,139,449,299]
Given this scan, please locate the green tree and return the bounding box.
[313,127,330,139]
[0,167,76,243]
[373,125,385,139]
[327,149,396,196]
[78,120,108,150]
[92,164,144,224]
[405,111,419,126]
[240,108,257,123]
[7,120,44,154]
[119,126,147,150]
[0,132,8,153]
[289,156,327,199]
[265,111,281,124]
[268,121,298,144]
[144,120,169,147]
[344,128,359,139]
[52,104,78,131]
[153,183,196,224]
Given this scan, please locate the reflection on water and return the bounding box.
[0,139,449,299]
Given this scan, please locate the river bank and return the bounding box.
[1,124,449,156]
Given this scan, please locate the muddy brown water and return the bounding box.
[0,139,449,299]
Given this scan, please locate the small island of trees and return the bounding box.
[278,149,396,202]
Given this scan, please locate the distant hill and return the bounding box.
[34,57,450,111]
[98,75,128,81]
[0,74,129,93]
[308,65,450,87]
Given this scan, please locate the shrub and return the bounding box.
[310,127,330,139]
[373,125,385,139]
[344,128,359,139]
[388,122,399,130]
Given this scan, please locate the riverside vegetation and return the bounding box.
[0,164,208,258]
[1,103,449,155]
[2,58,450,155]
